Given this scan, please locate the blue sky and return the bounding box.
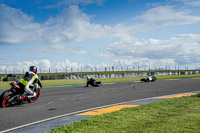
[0,0,200,73]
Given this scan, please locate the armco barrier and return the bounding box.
[1,70,200,81]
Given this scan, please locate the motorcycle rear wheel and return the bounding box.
[0,90,14,108]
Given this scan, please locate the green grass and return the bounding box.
[0,74,200,90]
[44,94,200,133]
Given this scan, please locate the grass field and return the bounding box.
[44,94,200,133]
[0,74,200,90]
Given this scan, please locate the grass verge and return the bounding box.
[44,94,200,133]
[0,74,200,90]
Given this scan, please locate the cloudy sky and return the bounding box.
[0,0,200,73]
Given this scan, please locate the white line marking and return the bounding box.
[1,90,200,133]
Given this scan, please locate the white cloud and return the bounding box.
[42,5,200,46]
[41,5,132,45]
[1,4,200,46]
[1,4,200,70]
[38,59,51,69]
[45,0,105,9]
[172,0,200,7]
[0,4,113,45]
[133,6,200,30]
[104,33,200,66]
[42,5,105,44]
[0,59,110,73]
[112,58,176,69]
[0,57,178,74]
[0,4,41,44]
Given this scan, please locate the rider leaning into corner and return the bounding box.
[18,66,42,100]
[85,76,102,87]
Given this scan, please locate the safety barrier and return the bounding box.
[1,70,200,81]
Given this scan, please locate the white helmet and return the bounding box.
[87,76,91,80]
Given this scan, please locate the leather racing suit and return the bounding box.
[19,71,42,99]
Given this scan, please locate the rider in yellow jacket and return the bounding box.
[18,66,42,99]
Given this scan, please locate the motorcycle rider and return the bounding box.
[18,66,42,100]
[85,76,102,87]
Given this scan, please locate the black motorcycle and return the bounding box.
[0,81,40,108]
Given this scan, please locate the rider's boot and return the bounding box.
[27,92,37,99]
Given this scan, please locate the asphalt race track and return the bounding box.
[0,78,200,132]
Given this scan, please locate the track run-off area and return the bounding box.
[0,78,200,132]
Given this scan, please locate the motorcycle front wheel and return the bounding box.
[28,91,40,103]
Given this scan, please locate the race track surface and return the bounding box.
[0,78,200,132]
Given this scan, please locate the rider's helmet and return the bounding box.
[30,66,37,74]
[87,76,91,80]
